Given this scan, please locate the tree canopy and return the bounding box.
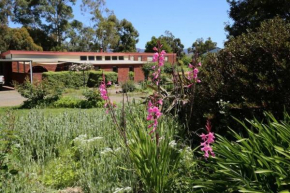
[188,37,217,56]
[0,26,43,51]
[145,36,172,53]
[0,0,139,52]
[226,0,290,37]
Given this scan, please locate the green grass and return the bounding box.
[0,108,138,192]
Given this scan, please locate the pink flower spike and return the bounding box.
[197,79,201,83]
[189,64,193,68]
[153,47,158,51]
[107,81,112,85]
[198,62,202,66]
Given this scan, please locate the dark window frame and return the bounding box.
[80,56,87,61]
[105,56,111,61]
[88,56,95,61]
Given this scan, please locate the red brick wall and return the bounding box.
[33,73,43,82]
[134,65,144,82]
[94,64,145,83]
[118,66,129,83]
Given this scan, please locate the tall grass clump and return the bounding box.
[193,112,290,192]
[0,109,137,192]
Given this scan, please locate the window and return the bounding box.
[88,56,95,61]
[96,56,102,61]
[147,56,153,62]
[112,56,117,60]
[119,56,124,60]
[94,66,100,70]
[138,56,142,61]
[105,56,110,60]
[113,66,118,73]
[80,56,87,61]
[129,66,134,72]
[165,56,168,61]
[130,56,134,60]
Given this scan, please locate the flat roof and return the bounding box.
[0,59,32,62]
[1,50,176,57]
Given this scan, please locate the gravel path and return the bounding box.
[0,86,26,107]
[0,86,147,107]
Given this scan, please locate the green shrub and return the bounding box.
[87,71,117,87]
[53,96,82,108]
[129,71,134,81]
[42,71,117,88]
[42,148,79,189]
[121,81,136,93]
[14,78,63,108]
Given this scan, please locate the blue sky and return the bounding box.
[74,0,232,49]
[10,0,232,49]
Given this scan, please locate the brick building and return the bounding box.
[0,50,176,84]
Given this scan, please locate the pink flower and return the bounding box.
[107,81,112,85]
[200,120,215,158]
[153,47,158,51]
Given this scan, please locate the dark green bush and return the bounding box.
[176,17,290,140]
[42,71,117,88]
[121,81,136,93]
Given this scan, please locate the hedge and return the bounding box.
[42,71,118,88]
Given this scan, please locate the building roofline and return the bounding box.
[1,50,176,57]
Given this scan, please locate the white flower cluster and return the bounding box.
[113,186,132,193]
[73,134,103,145]
[100,147,121,155]
[216,99,230,114]
[69,63,93,71]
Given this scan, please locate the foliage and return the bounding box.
[14,78,62,108]
[217,17,290,117]
[121,81,136,93]
[42,71,118,88]
[113,19,139,52]
[161,31,185,59]
[194,112,290,192]
[0,109,137,192]
[96,14,120,50]
[126,111,183,193]
[142,63,155,80]
[188,37,217,55]
[26,27,57,51]
[53,96,83,108]
[129,71,134,81]
[145,36,173,53]
[0,26,43,52]
[0,110,19,187]
[226,0,290,37]
[42,148,79,189]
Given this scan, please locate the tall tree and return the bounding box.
[113,19,139,52]
[161,31,185,59]
[189,37,217,55]
[0,0,13,25]
[96,14,119,51]
[226,0,290,37]
[40,0,76,46]
[145,36,172,53]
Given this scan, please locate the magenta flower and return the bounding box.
[147,99,163,134]
[200,120,215,158]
